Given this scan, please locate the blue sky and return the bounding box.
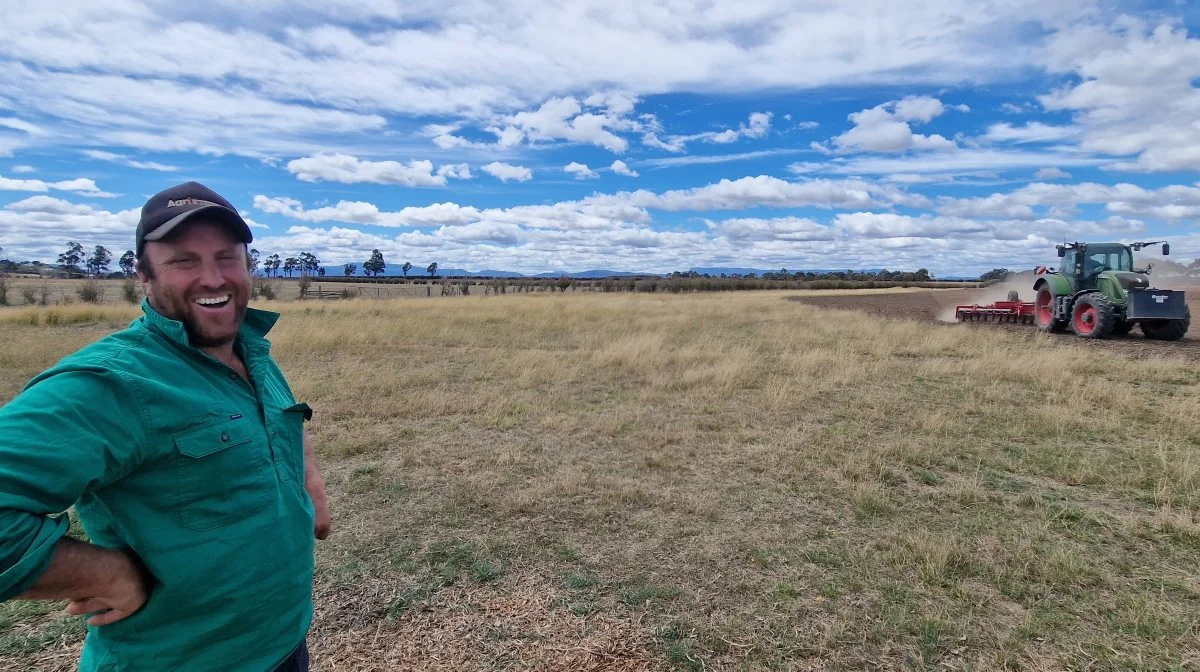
[1,1,1199,277]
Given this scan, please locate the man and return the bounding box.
[0,181,331,671]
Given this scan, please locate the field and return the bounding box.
[2,288,1200,671]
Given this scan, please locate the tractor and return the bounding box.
[1031,241,1190,340]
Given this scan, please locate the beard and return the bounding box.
[149,282,250,348]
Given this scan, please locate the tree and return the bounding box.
[283,257,298,277]
[265,254,281,278]
[427,261,438,277]
[318,267,325,277]
[363,249,386,277]
[343,263,356,276]
[119,250,136,277]
[979,268,1009,282]
[401,261,412,277]
[86,246,112,277]
[248,248,261,276]
[298,252,320,276]
[57,241,85,276]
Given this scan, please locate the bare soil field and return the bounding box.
[790,287,1200,363]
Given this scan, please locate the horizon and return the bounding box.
[2,3,1199,278]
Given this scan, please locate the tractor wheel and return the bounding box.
[1112,320,1135,336]
[1071,292,1115,339]
[1034,287,1066,333]
[1141,307,1191,341]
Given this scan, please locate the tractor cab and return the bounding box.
[1057,243,1135,292]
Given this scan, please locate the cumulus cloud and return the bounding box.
[286,153,471,187]
[564,162,599,179]
[0,196,139,259]
[481,162,533,182]
[832,96,960,153]
[610,160,639,177]
[0,174,115,197]
[1034,167,1071,179]
[1039,19,1200,172]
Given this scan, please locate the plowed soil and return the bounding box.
[789,288,1200,362]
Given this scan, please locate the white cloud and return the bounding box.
[481,162,533,182]
[937,181,1200,221]
[11,165,35,173]
[286,153,471,187]
[641,149,804,169]
[832,97,959,153]
[0,118,45,136]
[707,216,834,242]
[436,163,473,179]
[983,122,1080,144]
[564,162,599,179]
[1034,167,1071,179]
[643,133,686,153]
[500,96,633,153]
[639,112,773,154]
[0,196,140,260]
[1039,19,1200,172]
[805,148,1106,176]
[1000,102,1032,114]
[796,121,820,130]
[0,174,115,197]
[82,150,178,172]
[610,160,639,177]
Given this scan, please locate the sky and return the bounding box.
[1,0,1200,278]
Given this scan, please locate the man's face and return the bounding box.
[138,220,252,349]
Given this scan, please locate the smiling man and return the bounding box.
[0,181,330,671]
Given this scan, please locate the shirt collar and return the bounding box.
[138,298,280,351]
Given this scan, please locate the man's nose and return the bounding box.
[198,259,224,287]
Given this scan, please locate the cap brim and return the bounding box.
[142,204,253,245]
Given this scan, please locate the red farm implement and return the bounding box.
[955,291,1036,324]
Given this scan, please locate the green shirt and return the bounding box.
[0,300,315,671]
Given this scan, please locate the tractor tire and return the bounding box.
[1034,287,1066,333]
[1112,320,1135,336]
[1141,307,1191,341]
[1071,292,1115,339]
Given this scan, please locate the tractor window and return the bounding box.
[1062,249,1078,276]
[1086,249,1132,274]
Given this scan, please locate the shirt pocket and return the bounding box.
[274,402,312,484]
[173,416,273,532]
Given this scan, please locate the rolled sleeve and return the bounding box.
[0,368,145,600]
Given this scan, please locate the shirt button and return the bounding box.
[220,432,230,442]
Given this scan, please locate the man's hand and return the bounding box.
[63,557,149,626]
[18,537,151,626]
[311,492,332,541]
[303,429,331,540]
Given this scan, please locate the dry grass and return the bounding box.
[2,290,1200,671]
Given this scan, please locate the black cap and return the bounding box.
[136,181,252,255]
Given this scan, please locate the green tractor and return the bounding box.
[1032,241,1190,340]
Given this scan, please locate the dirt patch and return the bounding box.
[789,288,1200,363]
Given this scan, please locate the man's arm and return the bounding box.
[303,429,331,540]
[0,369,148,624]
[17,537,149,626]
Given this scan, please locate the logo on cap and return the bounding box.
[166,198,220,208]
